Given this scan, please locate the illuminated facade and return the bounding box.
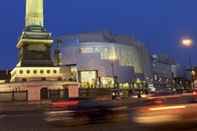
[16,0,53,67]
[11,0,57,82]
[57,32,152,88]
[0,0,79,102]
[11,67,64,82]
[26,0,44,27]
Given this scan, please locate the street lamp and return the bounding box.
[136,78,142,98]
[109,50,119,99]
[192,70,196,76]
[192,70,196,89]
[109,51,117,89]
[181,38,193,67]
[181,38,193,47]
[180,37,194,89]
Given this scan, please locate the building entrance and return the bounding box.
[40,88,48,100]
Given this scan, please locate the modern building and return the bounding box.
[56,32,152,89]
[0,0,79,102]
[186,66,197,89]
[152,54,179,89]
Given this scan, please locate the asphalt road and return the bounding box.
[1,109,197,131]
[0,94,197,131]
[0,111,165,131]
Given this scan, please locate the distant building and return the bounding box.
[0,70,11,83]
[189,66,197,89]
[56,32,152,89]
[152,54,178,89]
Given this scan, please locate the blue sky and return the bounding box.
[0,0,197,69]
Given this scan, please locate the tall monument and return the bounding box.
[17,0,53,67]
[7,0,79,101]
[26,0,44,27]
[11,0,62,82]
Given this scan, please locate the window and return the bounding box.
[33,70,37,74]
[26,70,30,74]
[53,70,57,74]
[40,70,44,74]
[19,70,23,74]
[80,71,97,88]
[80,47,94,53]
[94,47,100,53]
[47,70,51,74]
[101,77,114,88]
[58,77,62,81]
[22,78,27,82]
[49,90,61,100]
[41,77,46,81]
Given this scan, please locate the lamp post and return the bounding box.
[180,37,194,89]
[109,50,119,99]
[111,61,115,87]
[136,78,141,98]
[109,50,118,89]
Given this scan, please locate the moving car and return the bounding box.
[45,98,128,126]
[133,97,197,126]
[50,98,81,110]
[191,89,197,102]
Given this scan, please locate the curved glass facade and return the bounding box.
[80,42,143,74]
[57,33,152,88]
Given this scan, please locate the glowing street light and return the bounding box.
[181,38,193,47]
[192,70,196,76]
[180,37,194,89]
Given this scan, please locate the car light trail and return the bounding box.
[46,110,75,115]
[149,105,186,111]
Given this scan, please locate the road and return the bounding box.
[0,111,172,130]
[1,94,197,131]
[1,108,197,131]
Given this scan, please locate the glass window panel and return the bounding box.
[80,71,97,87]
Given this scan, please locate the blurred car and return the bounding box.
[50,98,81,110]
[133,105,186,125]
[112,89,124,100]
[45,99,128,126]
[151,88,174,97]
[129,89,149,99]
[133,97,197,126]
[191,89,197,102]
[144,97,165,106]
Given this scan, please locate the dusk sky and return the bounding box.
[0,0,197,69]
